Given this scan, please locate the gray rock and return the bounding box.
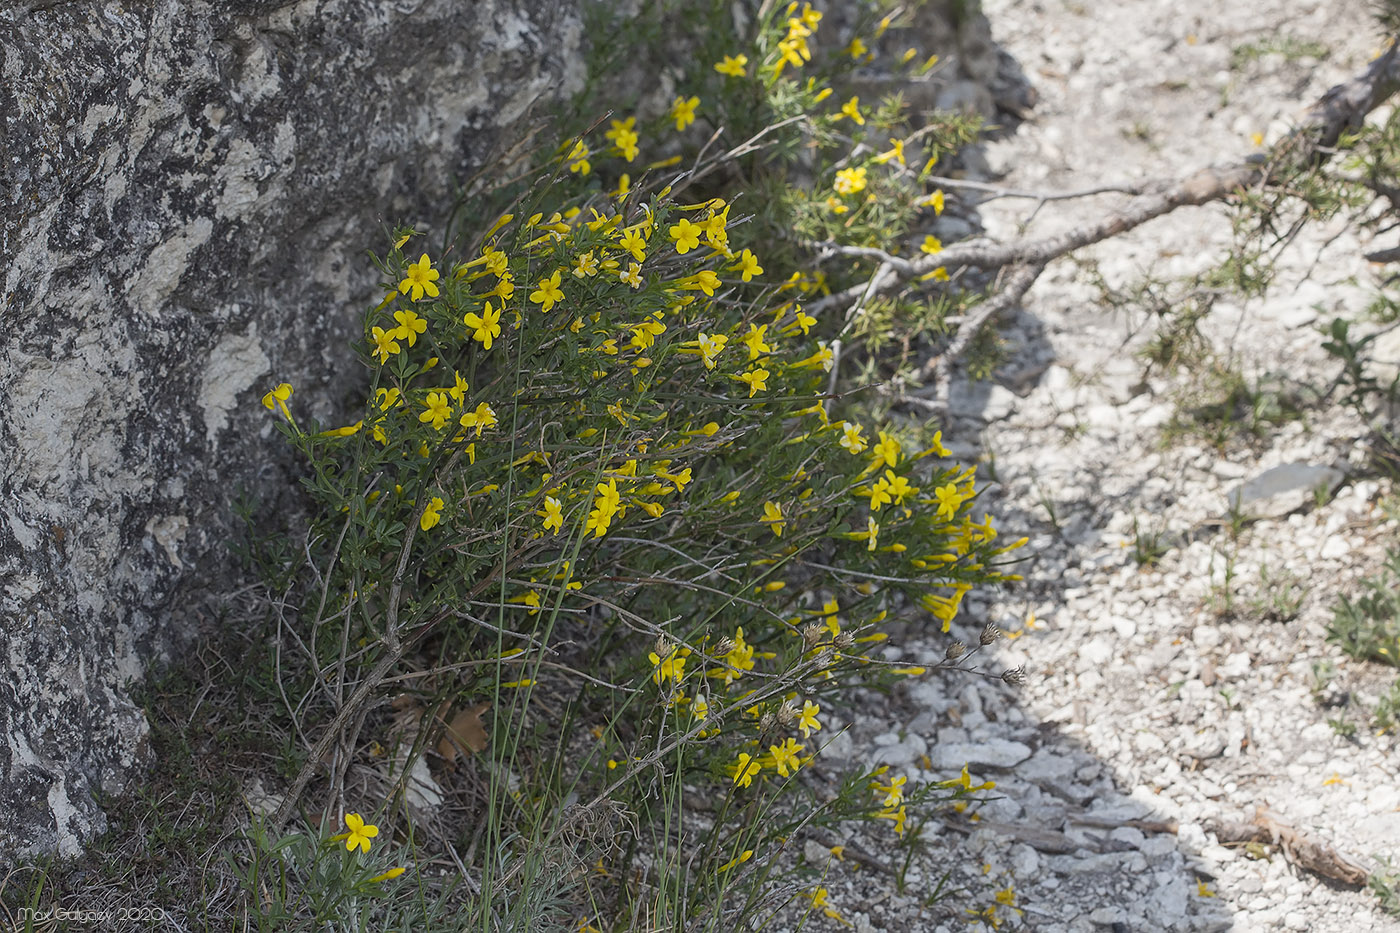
[1225,463,1344,519]
[1,0,582,859]
[931,738,1033,770]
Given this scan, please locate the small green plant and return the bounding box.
[1329,548,1400,667]
[1328,717,1360,739]
[1131,514,1170,567]
[1229,34,1330,70]
[1206,547,1239,618]
[1246,562,1307,622]
[1374,678,1400,734]
[1370,856,1400,918]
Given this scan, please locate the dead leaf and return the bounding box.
[437,701,491,765]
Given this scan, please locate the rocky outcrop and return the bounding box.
[0,0,582,859]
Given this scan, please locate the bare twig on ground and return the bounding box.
[1208,807,1371,886]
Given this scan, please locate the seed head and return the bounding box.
[801,622,827,649]
[834,631,855,652]
[945,641,967,661]
[1001,665,1028,687]
[979,622,1002,646]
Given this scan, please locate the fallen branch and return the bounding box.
[1208,807,1370,886]
[809,36,1400,397]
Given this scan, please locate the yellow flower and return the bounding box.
[332,812,379,854]
[619,227,647,261]
[737,368,769,397]
[742,323,772,360]
[541,495,563,534]
[734,248,763,281]
[648,647,687,686]
[619,262,643,288]
[833,166,867,195]
[370,326,400,364]
[871,430,901,469]
[398,254,440,302]
[798,700,822,738]
[762,500,784,537]
[697,333,727,370]
[714,53,748,76]
[566,140,590,175]
[839,422,867,454]
[420,496,445,531]
[717,849,753,872]
[261,382,293,420]
[767,737,804,777]
[934,482,963,520]
[874,137,906,165]
[369,866,407,883]
[669,217,702,254]
[731,752,761,788]
[839,96,864,125]
[529,269,565,312]
[463,301,502,349]
[458,402,497,437]
[846,37,867,58]
[586,478,622,538]
[419,391,452,431]
[670,95,699,131]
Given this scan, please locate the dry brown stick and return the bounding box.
[1207,807,1370,886]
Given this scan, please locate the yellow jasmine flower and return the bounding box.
[529,269,564,312]
[370,326,400,364]
[874,138,906,165]
[920,234,943,255]
[884,470,916,505]
[839,422,867,454]
[619,262,643,288]
[872,430,901,469]
[798,699,821,738]
[734,248,763,281]
[731,752,761,788]
[762,500,784,537]
[420,496,445,531]
[261,382,293,420]
[681,269,721,296]
[566,140,590,175]
[459,402,497,437]
[463,301,502,349]
[768,737,804,777]
[391,308,427,347]
[573,250,600,278]
[839,96,864,124]
[419,391,452,431]
[648,647,687,686]
[743,323,772,360]
[866,516,879,551]
[697,332,727,369]
[866,476,893,512]
[447,371,470,405]
[934,482,962,520]
[717,849,753,872]
[541,495,563,534]
[737,367,769,397]
[369,866,406,883]
[586,478,622,538]
[398,254,440,302]
[619,227,647,261]
[670,95,699,131]
[714,53,748,77]
[331,813,379,854]
[846,37,867,58]
[669,217,702,254]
